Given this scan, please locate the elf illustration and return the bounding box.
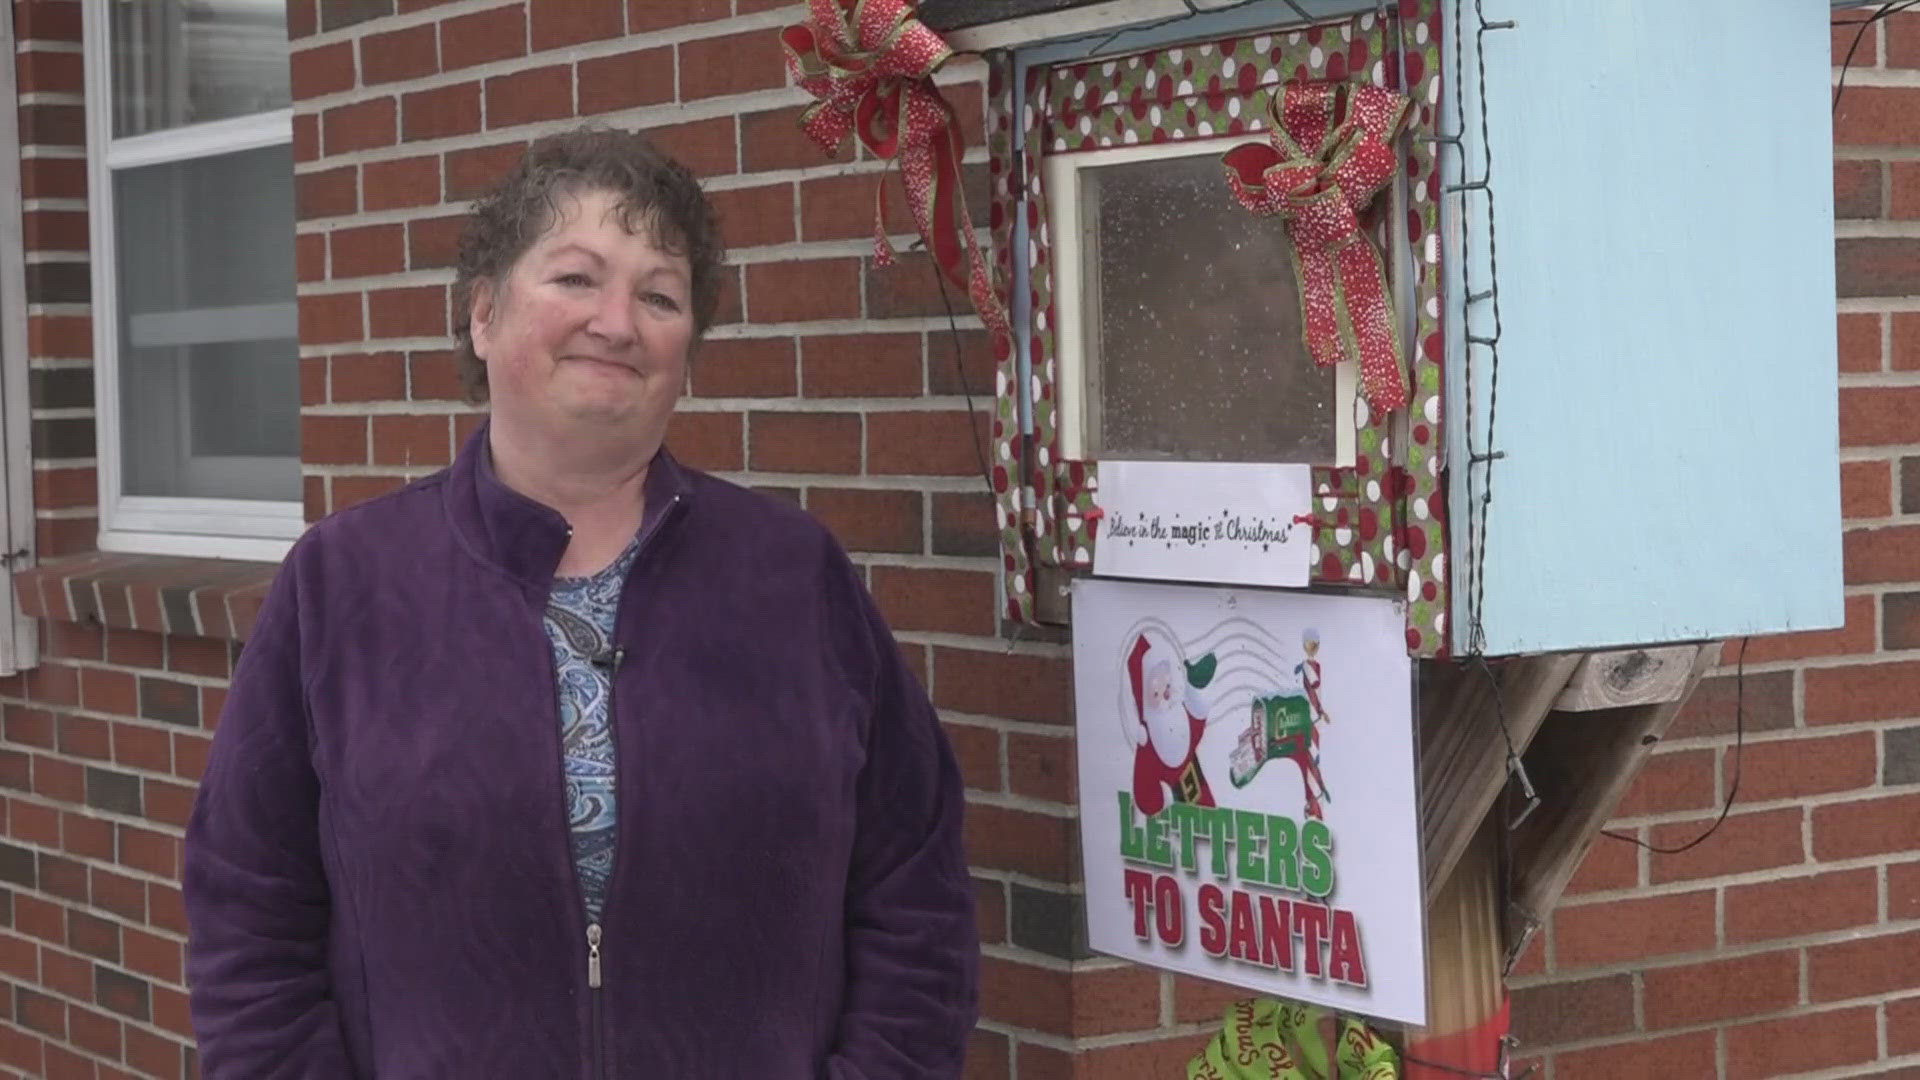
[1228,629,1334,819]
[1123,628,1220,816]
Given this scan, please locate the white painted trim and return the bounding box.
[83,0,302,553]
[128,302,299,348]
[945,0,1248,53]
[103,109,293,171]
[0,7,38,674]
[97,528,292,563]
[1043,137,1358,467]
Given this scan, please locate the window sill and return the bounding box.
[14,551,281,643]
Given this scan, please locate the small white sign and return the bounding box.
[1091,461,1314,589]
[1072,578,1426,1026]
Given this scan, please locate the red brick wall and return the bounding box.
[0,2,1912,1078]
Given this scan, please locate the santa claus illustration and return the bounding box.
[1123,627,1219,817]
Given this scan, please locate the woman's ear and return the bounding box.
[468,279,498,359]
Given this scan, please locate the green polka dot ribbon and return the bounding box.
[1188,998,1400,1080]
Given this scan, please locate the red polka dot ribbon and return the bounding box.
[781,0,1010,344]
[1221,82,1412,412]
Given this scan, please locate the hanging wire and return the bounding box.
[1833,0,1920,114]
[1603,638,1750,854]
[927,253,1002,506]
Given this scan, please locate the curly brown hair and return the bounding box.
[450,125,727,402]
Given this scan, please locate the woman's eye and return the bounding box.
[555,273,592,287]
[645,293,682,312]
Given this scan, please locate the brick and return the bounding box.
[1840,460,1892,519]
[21,157,86,202]
[487,64,573,129]
[59,807,109,857]
[118,826,177,878]
[34,757,83,804]
[362,23,438,85]
[802,333,923,397]
[1643,950,1799,1028]
[291,41,354,100]
[1006,731,1075,804]
[965,803,1072,880]
[933,647,1072,725]
[297,232,326,282]
[1892,12,1920,67]
[409,215,465,271]
[58,715,110,761]
[22,103,84,146]
[1612,748,1714,817]
[295,112,319,162]
[137,676,200,727]
[69,1001,122,1057]
[1726,1006,1877,1078]
[805,488,921,554]
[297,167,357,219]
[748,412,861,474]
[113,723,172,774]
[709,183,794,250]
[1815,791,1920,859]
[299,292,363,345]
[1836,87,1920,148]
[8,802,55,847]
[650,116,737,177]
[1837,237,1920,298]
[688,337,796,398]
[403,82,482,141]
[125,1027,184,1080]
[368,285,448,338]
[1808,927,1920,1004]
[1842,386,1920,446]
[439,4,526,71]
[364,155,441,211]
[330,223,406,279]
[16,49,83,95]
[1552,889,1715,970]
[743,105,852,172]
[80,668,136,716]
[870,566,995,636]
[1805,657,1920,723]
[865,251,953,319]
[1646,806,1803,884]
[446,141,528,200]
[867,410,990,477]
[1867,290,1916,349]
[319,0,393,32]
[629,0,726,31]
[84,767,141,815]
[14,986,63,1038]
[663,410,742,472]
[1890,724,1920,785]
[23,209,87,251]
[679,31,785,101]
[322,97,397,156]
[1908,454,1920,511]
[931,491,998,558]
[67,910,118,963]
[1737,730,1876,801]
[1896,161,1920,220]
[942,719,1000,794]
[744,259,861,323]
[980,956,1158,1038]
[409,350,464,401]
[332,352,408,403]
[95,965,149,1022]
[529,0,622,49]
[372,414,452,466]
[1510,973,1635,1046]
[1008,883,1088,961]
[91,867,146,921]
[1834,159,1882,220]
[27,313,91,358]
[578,47,675,115]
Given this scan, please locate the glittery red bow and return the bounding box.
[1222,82,1411,411]
[781,0,1008,342]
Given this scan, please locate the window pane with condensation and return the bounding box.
[116,144,298,500]
[110,0,290,138]
[1084,152,1334,464]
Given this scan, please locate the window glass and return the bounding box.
[110,0,290,137]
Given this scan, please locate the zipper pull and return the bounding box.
[586,923,602,989]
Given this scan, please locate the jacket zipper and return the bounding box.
[564,493,683,1080]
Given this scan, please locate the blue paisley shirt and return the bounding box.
[544,533,643,921]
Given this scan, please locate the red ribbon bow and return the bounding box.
[1222,82,1412,411]
[781,0,1008,342]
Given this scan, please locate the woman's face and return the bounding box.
[470,186,695,450]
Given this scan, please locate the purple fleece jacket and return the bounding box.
[184,423,979,1078]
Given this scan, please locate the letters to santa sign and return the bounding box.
[1071,578,1426,1026]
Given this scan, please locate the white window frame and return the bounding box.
[0,7,40,673]
[81,0,301,562]
[1044,138,1360,467]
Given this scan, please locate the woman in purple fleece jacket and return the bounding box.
[183,126,979,1078]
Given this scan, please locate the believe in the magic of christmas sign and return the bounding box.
[1071,579,1426,1026]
